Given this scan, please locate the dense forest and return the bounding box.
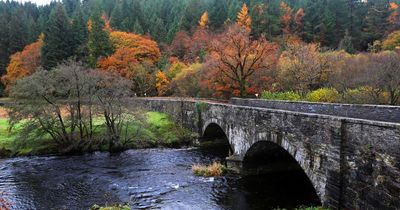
[1,0,400,104]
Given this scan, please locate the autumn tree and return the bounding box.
[171,63,203,97]
[237,3,251,31]
[382,30,400,50]
[199,11,209,28]
[277,43,331,94]
[366,51,400,105]
[207,24,278,97]
[1,35,43,92]
[155,71,170,96]
[108,31,161,64]
[294,8,305,36]
[280,2,293,35]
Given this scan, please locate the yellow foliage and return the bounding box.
[382,30,400,50]
[199,11,209,28]
[237,3,251,31]
[306,88,340,103]
[155,71,170,96]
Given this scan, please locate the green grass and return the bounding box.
[0,110,196,157]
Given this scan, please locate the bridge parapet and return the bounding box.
[230,98,400,123]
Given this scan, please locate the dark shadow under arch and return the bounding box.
[200,123,232,158]
[241,141,321,209]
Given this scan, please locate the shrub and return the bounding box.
[261,91,302,101]
[90,204,130,210]
[342,87,389,104]
[192,162,227,177]
[306,88,340,103]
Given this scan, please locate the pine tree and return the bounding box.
[71,3,88,59]
[87,5,113,68]
[339,30,356,53]
[41,3,72,70]
[0,14,9,75]
[132,18,144,35]
[110,1,124,31]
[7,9,28,56]
[209,0,228,31]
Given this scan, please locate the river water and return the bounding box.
[0,148,320,210]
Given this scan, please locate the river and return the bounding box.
[0,148,320,210]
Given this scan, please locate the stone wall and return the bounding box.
[230,98,400,123]
[127,97,400,210]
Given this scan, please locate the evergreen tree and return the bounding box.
[362,0,391,49]
[41,3,72,70]
[0,14,9,75]
[209,0,228,31]
[7,9,28,56]
[71,3,88,59]
[339,30,356,53]
[110,1,124,31]
[87,5,113,68]
[132,18,144,34]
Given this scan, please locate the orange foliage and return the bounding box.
[390,2,399,10]
[169,29,210,63]
[155,71,170,96]
[237,3,251,31]
[98,31,161,77]
[204,25,278,98]
[280,2,293,35]
[97,47,139,78]
[109,31,161,63]
[169,31,191,59]
[199,11,209,28]
[388,2,399,26]
[102,12,112,32]
[294,8,305,34]
[1,34,43,92]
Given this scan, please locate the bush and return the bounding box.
[306,88,340,103]
[261,91,302,101]
[342,87,389,104]
[192,162,227,177]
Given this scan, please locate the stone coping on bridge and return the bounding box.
[230,97,400,123]
[128,97,400,128]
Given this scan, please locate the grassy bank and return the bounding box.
[0,107,196,157]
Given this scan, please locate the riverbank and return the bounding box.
[0,106,197,157]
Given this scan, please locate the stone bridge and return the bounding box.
[128,97,400,210]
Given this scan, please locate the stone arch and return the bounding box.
[201,119,234,156]
[243,140,322,204]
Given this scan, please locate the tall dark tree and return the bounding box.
[41,3,73,70]
[87,5,113,67]
[71,3,88,59]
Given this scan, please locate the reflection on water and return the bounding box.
[0,148,320,210]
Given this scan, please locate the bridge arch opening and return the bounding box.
[241,141,321,209]
[200,123,232,158]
